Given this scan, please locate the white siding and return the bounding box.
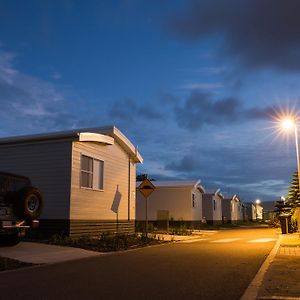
[212,194,222,222]
[231,199,239,221]
[0,141,72,219]
[136,187,199,221]
[129,160,136,220]
[70,141,136,220]
[191,186,203,221]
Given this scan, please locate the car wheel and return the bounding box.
[14,186,43,220]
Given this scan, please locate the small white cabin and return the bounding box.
[136,180,205,227]
[222,194,243,224]
[0,126,143,237]
[202,189,223,225]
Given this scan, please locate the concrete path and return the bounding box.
[0,242,102,264]
[257,233,300,299]
[149,229,218,241]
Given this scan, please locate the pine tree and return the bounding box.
[286,171,300,205]
[276,171,300,217]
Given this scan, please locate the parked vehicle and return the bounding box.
[0,172,43,245]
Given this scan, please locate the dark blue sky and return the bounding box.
[1,0,300,201]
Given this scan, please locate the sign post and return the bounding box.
[137,179,155,237]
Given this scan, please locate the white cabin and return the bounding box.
[0,126,142,237]
[136,180,205,227]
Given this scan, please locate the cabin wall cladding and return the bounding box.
[69,141,136,234]
[69,220,135,237]
[0,140,72,220]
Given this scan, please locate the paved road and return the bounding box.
[0,228,278,300]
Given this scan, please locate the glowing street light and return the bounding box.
[255,199,261,221]
[281,118,295,130]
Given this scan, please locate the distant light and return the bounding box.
[255,199,261,204]
[281,118,295,130]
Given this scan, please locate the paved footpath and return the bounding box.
[0,242,102,264]
[257,233,300,300]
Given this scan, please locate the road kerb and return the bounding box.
[240,234,282,300]
[258,296,300,300]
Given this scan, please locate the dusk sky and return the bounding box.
[1,0,300,201]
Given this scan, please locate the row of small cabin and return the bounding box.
[136,180,259,226]
[0,126,262,237]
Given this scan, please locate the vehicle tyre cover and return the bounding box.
[14,187,43,220]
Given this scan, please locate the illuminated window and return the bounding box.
[81,155,104,190]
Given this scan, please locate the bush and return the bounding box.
[46,232,166,252]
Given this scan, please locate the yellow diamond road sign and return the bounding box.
[138,179,155,198]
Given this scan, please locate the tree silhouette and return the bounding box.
[275,171,299,229]
[136,174,155,181]
[286,171,300,205]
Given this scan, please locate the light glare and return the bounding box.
[281,118,295,130]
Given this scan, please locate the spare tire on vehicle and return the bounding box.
[14,186,43,220]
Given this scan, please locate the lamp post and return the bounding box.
[255,199,261,221]
[280,118,300,192]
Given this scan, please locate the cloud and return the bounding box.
[195,67,227,75]
[51,72,62,80]
[0,49,80,135]
[172,91,274,130]
[164,143,293,201]
[108,98,164,121]
[169,0,300,71]
[180,82,223,90]
[165,154,202,172]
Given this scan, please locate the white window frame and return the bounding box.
[80,154,104,191]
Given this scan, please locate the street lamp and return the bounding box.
[255,199,261,221]
[280,117,300,192]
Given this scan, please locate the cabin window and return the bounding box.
[213,199,216,211]
[192,194,195,208]
[81,155,104,190]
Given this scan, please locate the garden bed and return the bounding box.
[31,233,169,252]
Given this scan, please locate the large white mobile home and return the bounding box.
[0,126,142,237]
[136,180,205,227]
